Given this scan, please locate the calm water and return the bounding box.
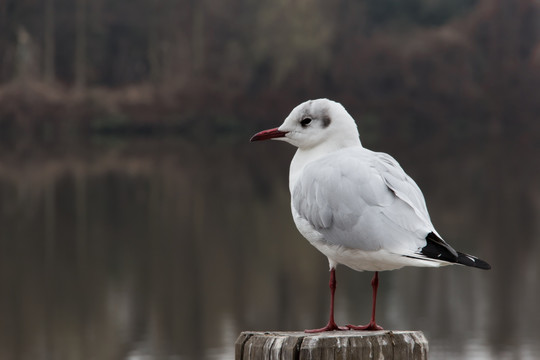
[0,134,538,359]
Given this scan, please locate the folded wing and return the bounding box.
[293,147,457,259]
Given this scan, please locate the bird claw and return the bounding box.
[305,322,350,333]
[346,322,383,331]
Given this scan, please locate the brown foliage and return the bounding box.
[0,0,538,140]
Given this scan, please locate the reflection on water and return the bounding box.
[0,135,538,359]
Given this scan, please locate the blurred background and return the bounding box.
[0,0,539,359]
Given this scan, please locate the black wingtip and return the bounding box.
[421,232,491,270]
[420,232,459,263]
[457,252,491,270]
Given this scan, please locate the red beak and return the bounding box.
[250,127,288,142]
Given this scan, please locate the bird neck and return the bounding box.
[289,138,362,194]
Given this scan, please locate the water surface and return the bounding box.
[0,134,538,359]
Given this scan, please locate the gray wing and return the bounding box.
[373,151,431,223]
[292,147,435,254]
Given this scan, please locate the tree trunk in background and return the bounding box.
[44,0,55,83]
[147,0,160,84]
[148,34,160,84]
[191,0,205,74]
[0,1,7,82]
[75,0,87,90]
[15,27,38,82]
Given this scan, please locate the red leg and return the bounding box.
[305,268,349,332]
[347,272,383,331]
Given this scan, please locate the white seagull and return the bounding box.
[250,98,490,332]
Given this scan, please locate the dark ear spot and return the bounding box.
[322,115,331,128]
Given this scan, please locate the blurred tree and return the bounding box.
[0,0,537,139]
[44,0,55,83]
[15,26,39,82]
[75,0,87,90]
[365,0,478,28]
[250,0,334,93]
[191,0,205,75]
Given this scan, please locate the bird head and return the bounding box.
[250,98,361,150]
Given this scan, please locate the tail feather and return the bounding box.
[420,232,491,270]
[457,251,491,270]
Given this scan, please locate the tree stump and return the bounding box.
[235,330,428,360]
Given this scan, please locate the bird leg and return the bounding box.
[305,268,349,332]
[347,271,383,331]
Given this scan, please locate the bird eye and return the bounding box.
[300,118,312,127]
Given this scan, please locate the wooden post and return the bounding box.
[236,330,428,360]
